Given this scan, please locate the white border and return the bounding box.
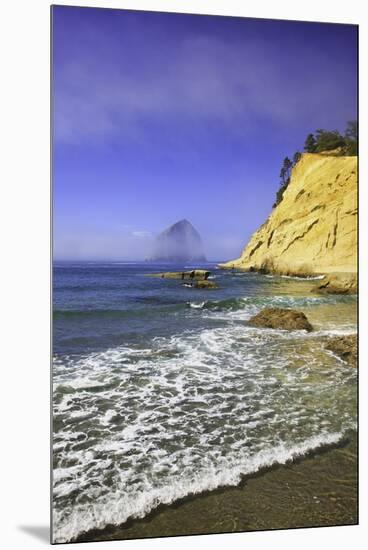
[1,1,366,549]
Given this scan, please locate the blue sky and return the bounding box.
[52,6,357,261]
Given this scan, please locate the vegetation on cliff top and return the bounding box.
[273,120,357,208]
[304,121,357,155]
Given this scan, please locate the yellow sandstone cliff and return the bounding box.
[221,153,357,276]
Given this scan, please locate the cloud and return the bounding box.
[54,25,355,145]
[132,230,153,238]
[54,225,155,260]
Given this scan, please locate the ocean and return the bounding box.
[52,262,357,543]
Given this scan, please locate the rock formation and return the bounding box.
[220,153,357,276]
[324,335,357,366]
[312,272,357,294]
[150,219,206,263]
[149,270,210,279]
[192,280,217,289]
[247,307,313,332]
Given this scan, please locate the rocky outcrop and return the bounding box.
[220,153,357,276]
[247,307,313,332]
[149,270,210,280]
[150,219,206,263]
[192,280,217,289]
[149,269,217,288]
[312,272,357,294]
[324,335,357,366]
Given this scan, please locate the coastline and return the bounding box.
[75,430,357,543]
[53,264,357,544]
[217,153,357,278]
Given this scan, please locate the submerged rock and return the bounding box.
[182,280,217,289]
[313,273,357,294]
[247,307,313,332]
[324,335,357,366]
[193,280,217,289]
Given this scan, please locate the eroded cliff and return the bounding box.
[221,153,357,275]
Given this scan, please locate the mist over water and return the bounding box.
[53,262,357,542]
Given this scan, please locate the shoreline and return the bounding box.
[217,267,358,295]
[53,265,357,545]
[74,430,357,543]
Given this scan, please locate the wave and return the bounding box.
[189,293,355,314]
[314,328,357,337]
[54,291,355,320]
[264,274,325,281]
[52,283,357,544]
[53,430,346,543]
[282,274,325,280]
[189,301,206,309]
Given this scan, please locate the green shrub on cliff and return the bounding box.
[293,151,302,164]
[303,121,357,155]
[273,121,357,209]
[304,133,316,153]
[273,153,301,208]
[314,129,346,152]
[344,120,358,155]
[273,180,289,208]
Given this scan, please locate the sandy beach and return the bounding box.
[75,430,357,542]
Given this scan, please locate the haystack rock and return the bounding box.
[150,219,206,263]
[220,152,357,277]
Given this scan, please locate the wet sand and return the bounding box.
[76,430,357,543]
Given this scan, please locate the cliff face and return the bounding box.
[150,219,206,263]
[221,153,357,275]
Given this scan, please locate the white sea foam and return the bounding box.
[263,274,324,281]
[53,430,346,542]
[280,274,325,281]
[52,298,357,543]
[199,293,356,326]
[189,301,206,309]
[315,328,357,337]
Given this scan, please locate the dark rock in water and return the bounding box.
[247,307,313,332]
[324,335,357,366]
[149,269,210,280]
[181,280,217,289]
[193,280,217,289]
[149,219,206,262]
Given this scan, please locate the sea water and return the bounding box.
[52,262,357,542]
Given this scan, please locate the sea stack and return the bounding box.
[150,219,206,263]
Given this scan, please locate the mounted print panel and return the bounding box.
[51,5,358,544]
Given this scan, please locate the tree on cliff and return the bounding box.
[345,120,358,155]
[279,166,286,185]
[293,151,302,165]
[304,122,357,155]
[281,157,292,182]
[273,182,288,209]
[274,157,292,208]
[304,133,316,153]
[314,129,346,152]
[345,120,357,141]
